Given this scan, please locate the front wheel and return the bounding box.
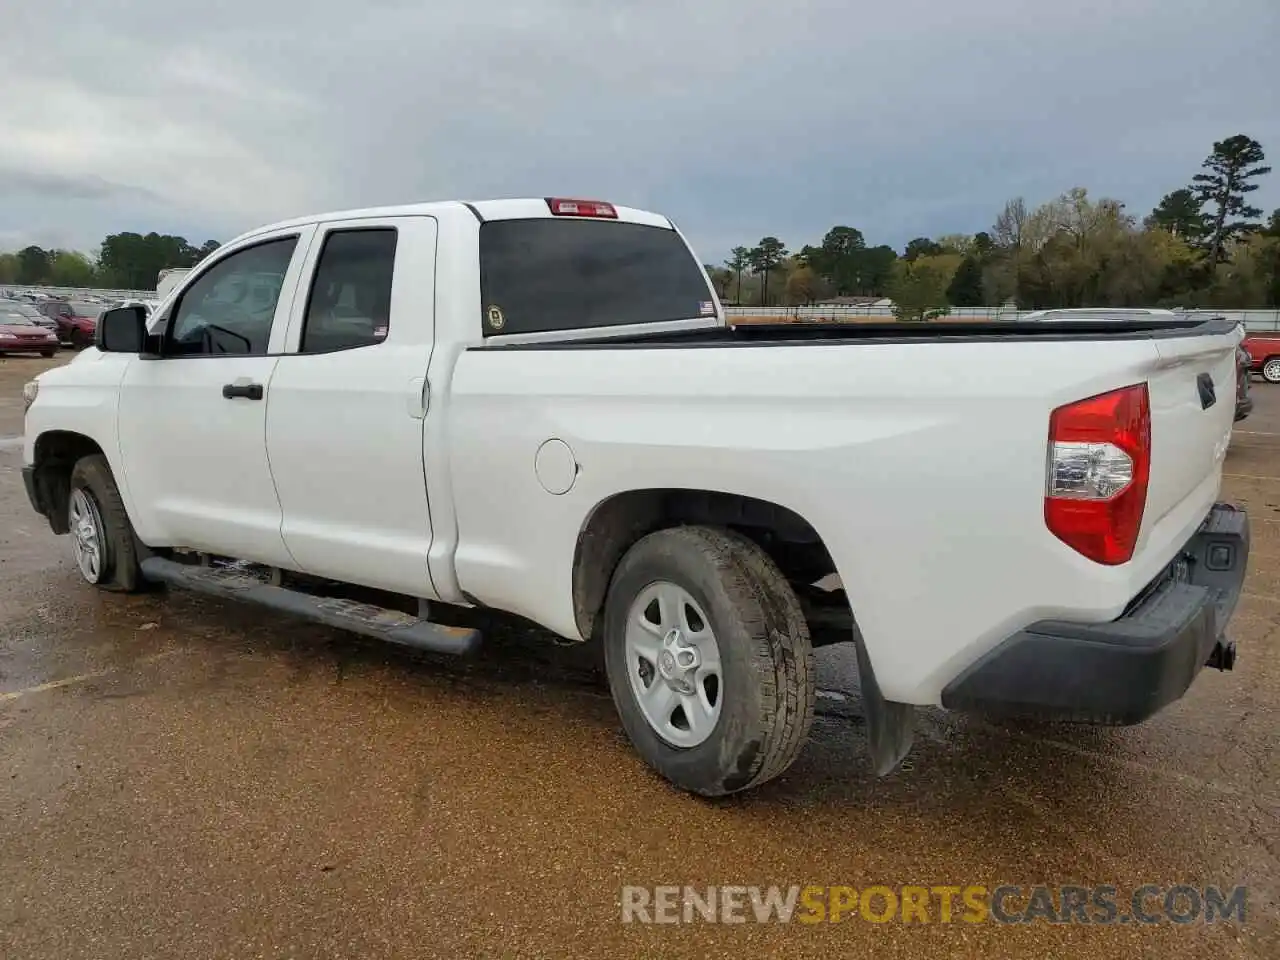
[67,455,145,592]
[69,329,88,350]
[602,525,815,796]
[1262,358,1280,384]
[40,349,55,358]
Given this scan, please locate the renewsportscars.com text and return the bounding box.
[620,884,1247,925]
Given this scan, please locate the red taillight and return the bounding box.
[1044,383,1151,565]
[546,197,617,219]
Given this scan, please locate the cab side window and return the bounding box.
[168,237,298,356]
[300,229,398,354]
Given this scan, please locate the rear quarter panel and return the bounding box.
[446,334,1227,704]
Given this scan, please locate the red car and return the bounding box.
[0,309,60,357]
[1242,333,1280,383]
[36,299,102,348]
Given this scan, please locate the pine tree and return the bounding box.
[1192,135,1271,262]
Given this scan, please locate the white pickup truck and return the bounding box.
[21,197,1250,796]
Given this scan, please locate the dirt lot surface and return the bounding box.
[2,354,1278,958]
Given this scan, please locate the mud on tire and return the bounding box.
[68,454,146,593]
[602,525,815,796]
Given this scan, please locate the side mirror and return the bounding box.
[96,306,149,353]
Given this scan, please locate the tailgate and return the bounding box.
[1140,325,1240,551]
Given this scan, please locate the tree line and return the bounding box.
[0,233,222,291]
[705,133,1279,319]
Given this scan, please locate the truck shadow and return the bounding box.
[97,583,1138,807]
[50,580,1186,825]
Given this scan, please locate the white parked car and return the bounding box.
[20,198,1249,796]
[155,268,193,300]
[112,298,161,316]
[1020,307,1181,321]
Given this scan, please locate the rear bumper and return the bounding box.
[941,502,1249,724]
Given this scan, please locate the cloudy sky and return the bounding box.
[2,0,1278,263]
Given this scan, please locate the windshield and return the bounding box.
[0,311,36,326]
[478,219,714,337]
[70,302,102,317]
[0,301,42,319]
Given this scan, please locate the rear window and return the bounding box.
[478,219,714,336]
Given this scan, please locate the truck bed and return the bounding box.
[450,310,1241,705]
[475,317,1239,350]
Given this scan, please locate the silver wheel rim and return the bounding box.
[1264,360,1280,382]
[69,488,105,583]
[625,581,723,748]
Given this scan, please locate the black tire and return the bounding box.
[68,454,145,592]
[70,329,88,350]
[602,525,815,796]
[1262,357,1280,384]
[40,350,55,358]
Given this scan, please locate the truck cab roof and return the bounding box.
[235,198,674,247]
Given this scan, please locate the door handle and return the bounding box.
[222,382,264,400]
[407,376,428,418]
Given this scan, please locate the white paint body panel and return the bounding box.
[265,215,441,598]
[22,349,131,481]
[445,331,1238,703]
[114,224,316,567]
[20,198,1241,706]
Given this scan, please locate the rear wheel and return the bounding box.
[602,525,815,796]
[67,455,145,592]
[1262,358,1280,384]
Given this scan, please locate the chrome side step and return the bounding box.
[139,556,481,656]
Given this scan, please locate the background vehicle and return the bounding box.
[1021,307,1181,321]
[0,298,59,334]
[33,300,66,325]
[1242,333,1280,383]
[1236,344,1254,421]
[36,300,102,348]
[112,298,162,316]
[0,308,59,356]
[156,268,193,300]
[20,198,1249,797]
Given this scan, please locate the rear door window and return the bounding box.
[478,219,714,336]
[300,228,398,353]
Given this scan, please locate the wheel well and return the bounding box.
[571,488,839,641]
[32,431,104,534]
